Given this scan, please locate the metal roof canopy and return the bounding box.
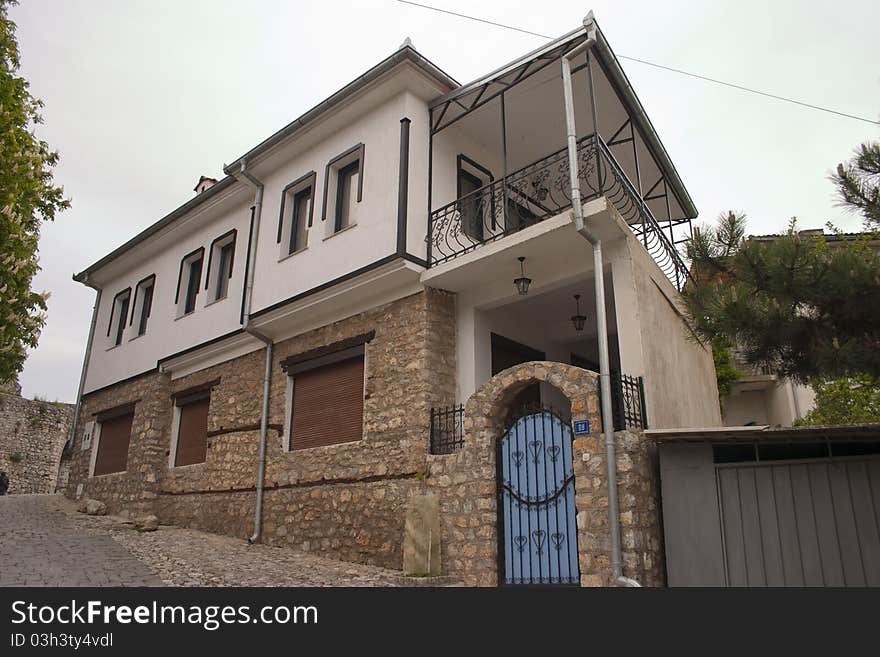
[648,424,880,444]
[428,15,698,222]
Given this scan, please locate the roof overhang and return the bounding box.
[73,175,239,285]
[223,46,458,177]
[428,15,698,221]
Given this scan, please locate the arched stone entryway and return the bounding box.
[426,361,619,587]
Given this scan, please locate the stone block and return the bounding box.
[402,493,441,576]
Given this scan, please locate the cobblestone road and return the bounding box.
[0,495,402,587]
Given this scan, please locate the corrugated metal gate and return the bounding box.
[715,457,880,587]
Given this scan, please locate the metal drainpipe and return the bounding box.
[233,161,273,545]
[561,26,632,586]
[66,281,102,453]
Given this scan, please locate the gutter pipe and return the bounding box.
[561,19,632,587]
[232,161,273,545]
[66,280,102,453]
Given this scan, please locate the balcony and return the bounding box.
[425,19,696,292]
[427,133,690,290]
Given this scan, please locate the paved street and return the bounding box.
[0,495,160,586]
[0,495,402,587]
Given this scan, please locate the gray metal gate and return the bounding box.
[716,457,880,587]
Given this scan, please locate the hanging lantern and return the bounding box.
[571,293,586,331]
[513,256,531,295]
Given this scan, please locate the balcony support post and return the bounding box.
[630,121,648,247]
[501,92,509,234]
[427,109,434,265]
[586,50,602,194]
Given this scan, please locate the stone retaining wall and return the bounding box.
[0,382,73,495]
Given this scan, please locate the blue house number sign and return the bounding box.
[573,420,590,435]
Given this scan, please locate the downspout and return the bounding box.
[66,280,102,454]
[232,160,273,545]
[561,23,633,587]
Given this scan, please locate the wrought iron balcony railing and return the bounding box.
[427,134,691,291]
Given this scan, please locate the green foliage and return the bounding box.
[831,141,880,228]
[7,451,22,464]
[711,337,740,398]
[796,375,880,426]
[0,0,69,384]
[684,212,880,382]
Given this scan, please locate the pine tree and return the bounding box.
[683,212,880,382]
[831,141,880,228]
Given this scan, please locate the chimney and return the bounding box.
[194,175,218,195]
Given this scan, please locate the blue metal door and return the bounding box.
[497,405,580,585]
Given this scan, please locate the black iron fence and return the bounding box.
[429,404,465,455]
[429,372,646,455]
[427,133,691,291]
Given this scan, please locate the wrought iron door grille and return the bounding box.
[429,404,465,455]
[497,404,580,586]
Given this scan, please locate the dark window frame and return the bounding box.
[129,274,156,336]
[106,287,132,346]
[457,154,494,238]
[175,247,205,315]
[204,229,237,301]
[321,143,365,231]
[277,171,317,254]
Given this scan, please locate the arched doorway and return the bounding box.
[497,403,580,586]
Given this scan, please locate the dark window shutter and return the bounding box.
[175,397,209,466]
[291,356,364,450]
[94,413,134,475]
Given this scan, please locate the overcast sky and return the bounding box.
[11,0,880,402]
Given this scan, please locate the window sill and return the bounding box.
[128,332,145,343]
[204,294,228,308]
[168,461,206,471]
[286,436,363,453]
[105,343,121,352]
[174,310,196,321]
[278,245,309,263]
[89,470,126,479]
[322,223,358,241]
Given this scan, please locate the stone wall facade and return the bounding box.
[63,289,457,571]
[62,289,665,585]
[0,382,73,495]
[424,362,665,586]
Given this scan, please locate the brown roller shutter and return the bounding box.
[94,412,133,475]
[175,396,209,466]
[291,356,364,450]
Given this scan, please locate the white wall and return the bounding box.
[81,63,446,394]
[84,189,253,393]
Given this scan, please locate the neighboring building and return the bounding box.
[62,15,721,586]
[721,229,880,427]
[0,378,73,494]
[722,348,815,426]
